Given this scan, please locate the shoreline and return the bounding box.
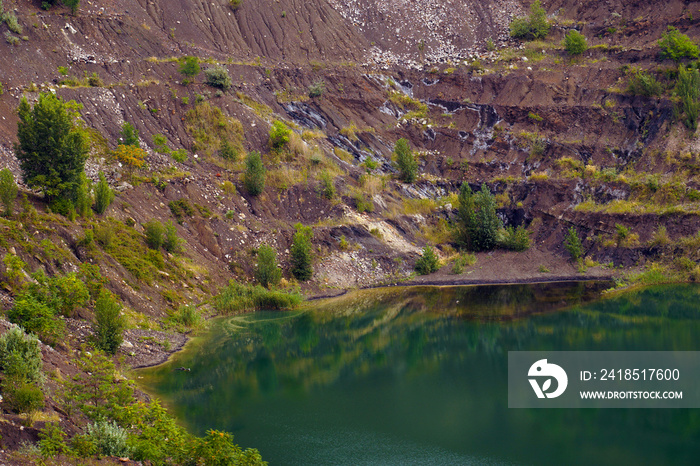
[135,274,616,369]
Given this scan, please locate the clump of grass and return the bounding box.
[213,281,302,314]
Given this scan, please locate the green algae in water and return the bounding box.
[138,282,700,465]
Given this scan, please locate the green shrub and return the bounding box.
[49,272,90,317]
[564,30,587,55]
[8,294,65,346]
[244,151,266,196]
[204,66,232,90]
[564,226,584,261]
[192,429,264,465]
[5,382,44,417]
[0,168,18,216]
[171,148,188,163]
[213,281,302,313]
[144,219,165,249]
[172,304,201,328]
[615,223,630,247]
[627,70,663,97]
[317,171,335,200]
[4,12,22,34]
[354,192,374,213]
[675,64,700,130]
[179,56,200,78]
[38,422,70,458]
[509,0,549,40]
[394,138,417,183]
[415,246,440,275]
[169,198,196,223]
[269,120,291,152]
[219,138,238,160]
[256,243,282,288]
[291,223,313,281]
[94,172,114,215]
[85,420,131,457]
[163,221,181,253]
[499,225,531,251]
[75,173,92,218]
[93,289,125,355]
[120,122,140,147]
[658,26,699,62]
[308,80,325,98]
[0,326,43,384]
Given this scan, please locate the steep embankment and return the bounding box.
[0,0,700,460]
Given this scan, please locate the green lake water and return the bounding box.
[137,282,700,465]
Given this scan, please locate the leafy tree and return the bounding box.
[394,138,417,183]
[0,326,43,384]
[0,168,18,217]
[14,93,89,203]
[509,0,549,40]
[564,30,587,55]
[317,171,335,200]
[7,293,65,346]
[179,56,201,78]
[93,289,125,355]
[290,223,313,281]
[244,151,266,196]
[564,226,584,261]
[658,26,699,62]
[269,120,291,152]
[94,172,114,214]
[119,122,140,147]
[457,183,502,251]
[415,246,440,275]
[255,243,282,288]
[204,66,232,90]
[499,225,531,251]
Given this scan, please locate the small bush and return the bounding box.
[564,30,587,55]
[204,66,232,90]
[658,26,699,62]
[94,172,114,215]
[255,243,282,288]
[93,289,125,355]
[269,120,291,152]
[499,225,531,251]
[4,12,22,34]
[317,171,335,200]
[627,70,662,97]
[163,221,181,253]
[8,294,65,346]
[179,56,200,77]
[219,138,238,160]
[171,148,188,163]
[415,246,440,275]
[510,0,549,40]
[38,422,69,458]
[308,80,325,98]
[244,151,266,196]
[85,420,131,457]
[144,219,165,249]
[394,138,417,183]
[120,122,140,147]
[0,326,43,384]
[564,226,583,261]
[5,383,43,417]
[0,168,18,216]
[290,223,313,281]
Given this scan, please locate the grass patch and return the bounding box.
[213,281,302,314]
